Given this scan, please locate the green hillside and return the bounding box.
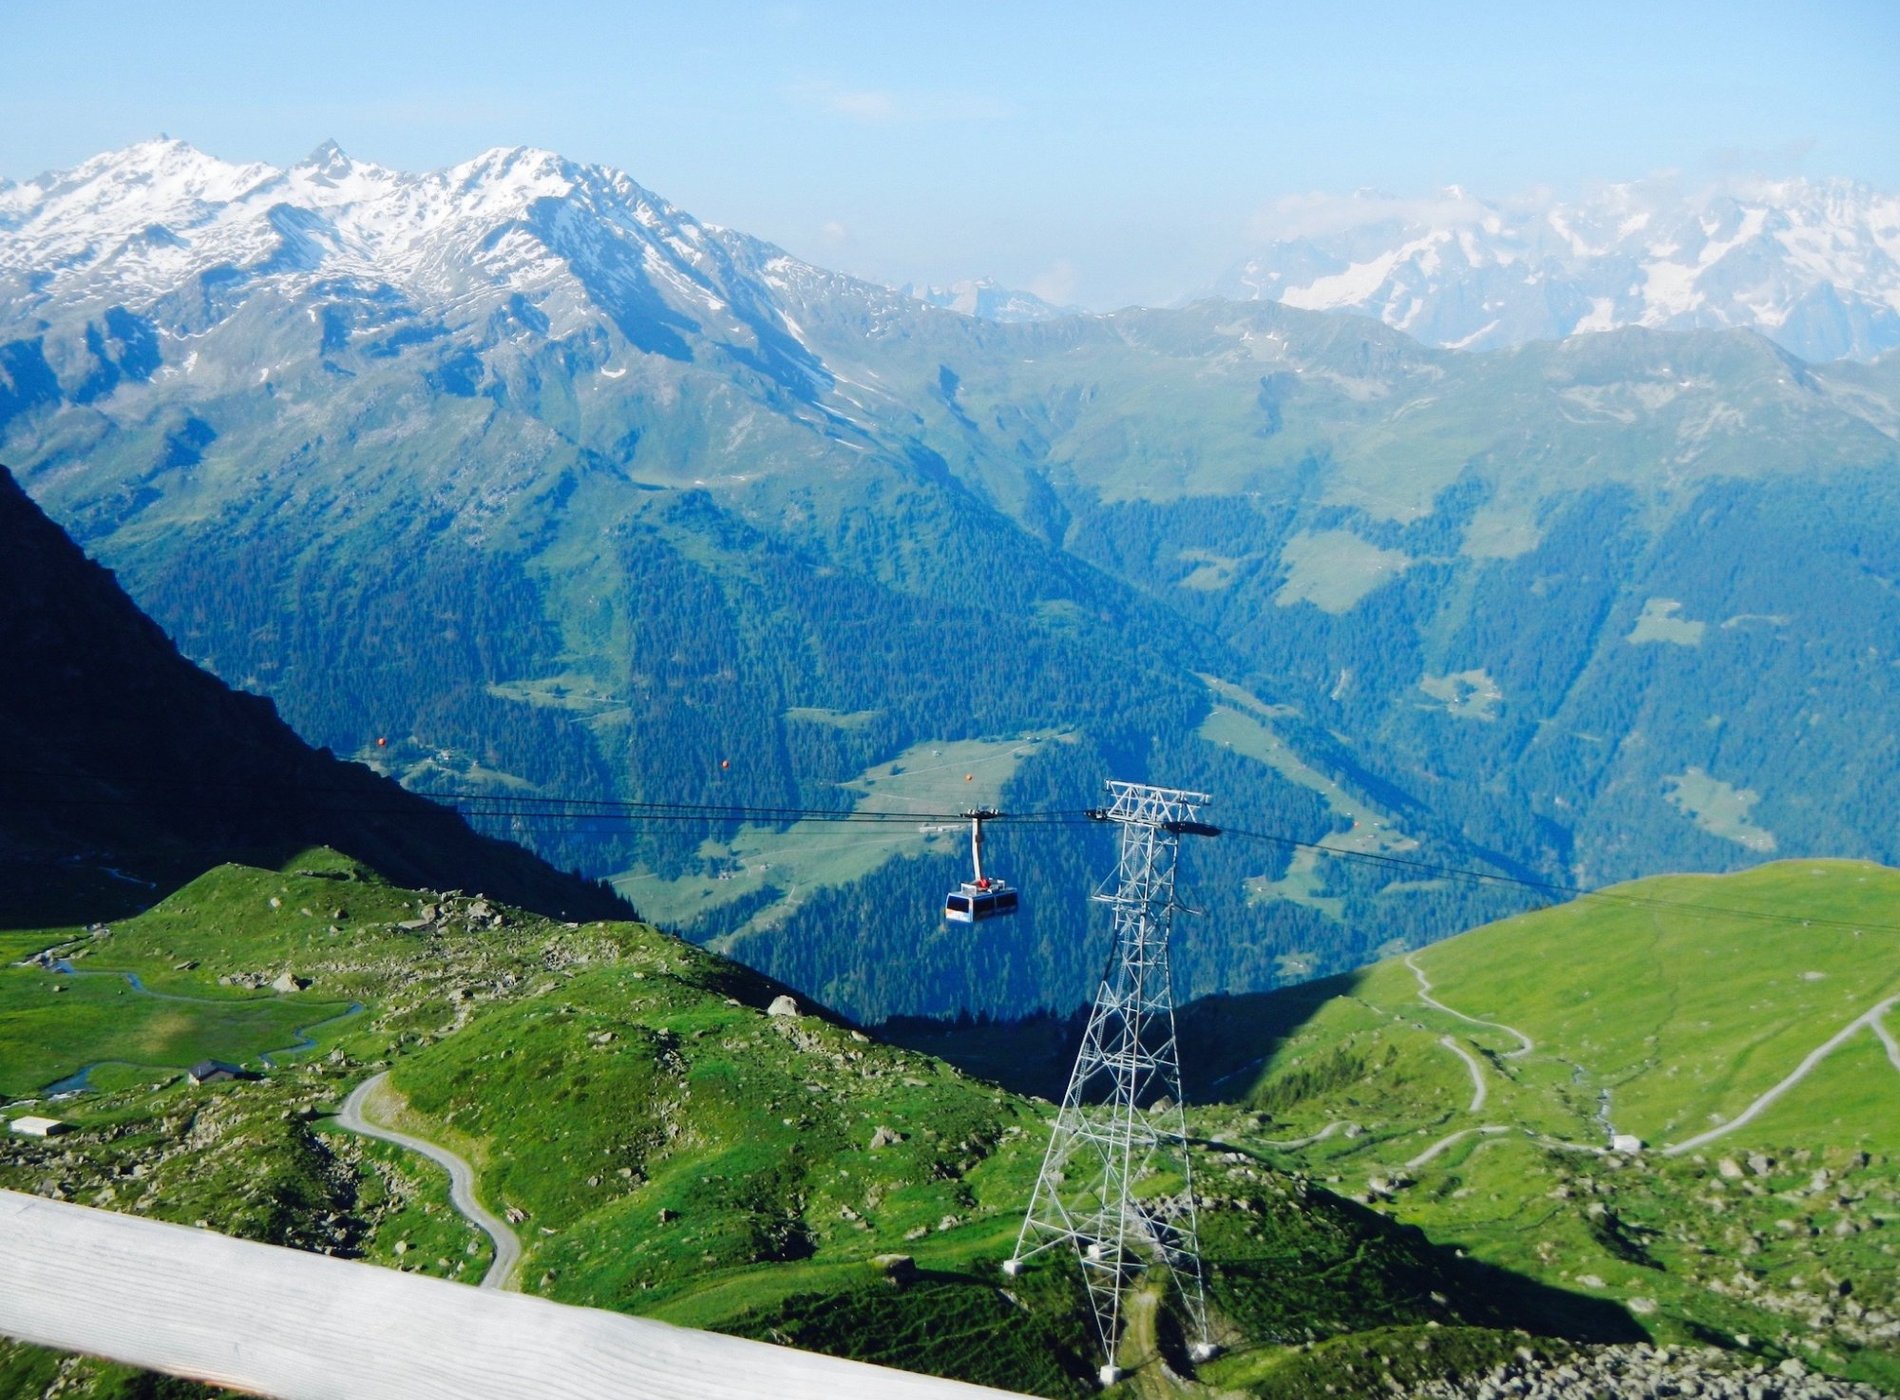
[0,852,1642,1399]
[1180,861,1900,1393]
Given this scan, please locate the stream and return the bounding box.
[30,960,364,1096]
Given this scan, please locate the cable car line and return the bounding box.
[7,764,1896,936]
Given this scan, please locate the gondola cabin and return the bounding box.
[945,808,1020,923]
[945,879,1019,923]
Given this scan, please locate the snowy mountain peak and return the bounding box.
[61,137,276,205]
[450,144,578,194]
[295,138,355,177]
[0,137,858,404]
[0,139,719,305]
[1220,177,1900,361]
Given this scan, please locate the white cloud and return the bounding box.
[1028,258,1078,306]
[1246,188,1492,242]
[820,86,900,122]
[787,82,1013,125]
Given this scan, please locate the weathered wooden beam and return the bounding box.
[0,1191,1023,1399]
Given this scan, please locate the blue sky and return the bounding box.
[5,1,1896,307]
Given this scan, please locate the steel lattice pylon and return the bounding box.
[1003,780,1218,1385]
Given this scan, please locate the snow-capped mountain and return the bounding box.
[0,137,720,308]
[1216,179,1900,361]
[898,277,1071,322]
[0,137,918,406]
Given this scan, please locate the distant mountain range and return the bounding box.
[898,278,1071,322]
[2,139,1897,1020]
[1215,179,1900,361]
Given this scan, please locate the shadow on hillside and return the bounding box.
[1328,1194,1647,1345]
[1175,972,1366,1103]
[875,970,1365,1105]
[1458,1255,1649,1344]
[1208,1186,1647,1358]
[0,850,298,934]
[0,825,633,938]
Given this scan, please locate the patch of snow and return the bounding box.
[1573,296,1618,333]
[1442,319,1500,351]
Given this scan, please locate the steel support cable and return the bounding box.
[5,764,1896,936]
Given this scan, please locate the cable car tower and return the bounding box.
[1003,781,1219,1385]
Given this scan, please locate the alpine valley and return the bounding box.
[4,139,1900,1024]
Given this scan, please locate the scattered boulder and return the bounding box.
[870,1254,917,1286]
[767,995,800,1018]
[869,1126,904,1150]
[270,972,309,994]
[1718,1157,1745,1179]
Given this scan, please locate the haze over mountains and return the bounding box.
[1216,178,1900,361]
[898,278,1071,323]
[3,138,1898,1021]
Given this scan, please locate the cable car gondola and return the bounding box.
[944,808,1019,923]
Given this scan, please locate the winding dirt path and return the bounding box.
[1873,1007,1900,1075]
[1402,1125,1509,1171]
[1663,993,1900,1157]
[1438,1035,1488,1113]
[1405,952,1535,1057]
[1255,1120,1351,1150]
[339,1072,521,1289]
